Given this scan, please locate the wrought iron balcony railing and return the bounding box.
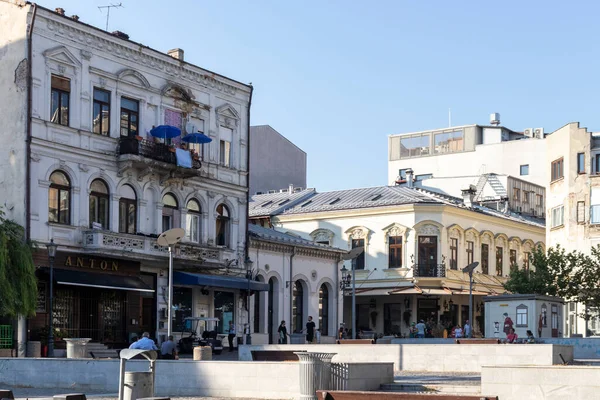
[413,262,446,278]
[118,136,201,169]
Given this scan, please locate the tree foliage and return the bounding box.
[0,208,37,317]
[504,245,600,320]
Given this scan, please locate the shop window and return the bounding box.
[516,305,528,327]
[216,204,230,246]
[172,287,193,332]
[51,75,70,126]
[118,184,137,234]
[186,199,201,242]
[162,193,179,231]
[49,170,71,224]
[319,284,329,336]
[292,281,304,333]
[89,179,109,229]
[388,236,402,268]
[214,291,235,334]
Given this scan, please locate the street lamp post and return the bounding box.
[245,257,254,345]
[340,246,363,340]
[46,239,58,358]
[157,228,185,339]
[462,262,479,338]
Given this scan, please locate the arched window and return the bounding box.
[216,204,230,246]
[49,171,71,224]
[118,184,137,234]
[319,284,329,336]
[186,199,201,242]
[162,193,178,231]
[292,281,304,333]
[89,179,109,229]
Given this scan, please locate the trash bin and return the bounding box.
[26,341,41,358]
[294,352,337,400]
[124,372,153,400]
[63,338,91,359]
[193,346,212,361]
[290,333,305,344]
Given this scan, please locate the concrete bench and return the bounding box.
[250,350,306,361]
[53,394,86,400]
[455,339,501,344]
[336,339,374,344]
[317,391,498,400]
[90,349,120,359]
[0,389,14,400]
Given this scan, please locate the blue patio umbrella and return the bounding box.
[182,132,213,144]
[149,125,181,139]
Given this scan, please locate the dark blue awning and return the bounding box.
[174,271,269,291]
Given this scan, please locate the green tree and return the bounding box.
[0,208,37,317]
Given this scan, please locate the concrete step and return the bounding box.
[380,383,480,395]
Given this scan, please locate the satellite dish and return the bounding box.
[342,246,364,261]
[157,228,185,247]
[462,261,479,274]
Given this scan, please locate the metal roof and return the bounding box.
[249,189,315,217]
[280,186,440,215]
[248,224,344,252]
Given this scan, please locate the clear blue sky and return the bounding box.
[37,0,600,191]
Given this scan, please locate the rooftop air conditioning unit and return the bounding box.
[268,190,277,194]
[523,128,534,138]
[534,128,544,139]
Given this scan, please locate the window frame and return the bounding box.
[92,88,111,136]
[551,157,564,182]
[495,246,503,276]
[89,179,110,229]
[50,75,70,126]
[220,140,232,167]
[186,199,202,243]
[595,154,600,174]
[509,249,517,269]
[120,97,139,137]
[48,171,71,225]
[551,205,565,229]
[466,240,474,265]
[319,284,329,336]
[216,204,231,247]
[352,238,365,270]
[577,153,585,174]
[516,305,528,327]
[388,235,403,268]
[520,164,529,176]
[481,243,489,274]
[513,187,520,201]
[450,237,458,270]
[118,185,137,234]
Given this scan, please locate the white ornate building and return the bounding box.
[250,186,545,337]
[1,1,255,354]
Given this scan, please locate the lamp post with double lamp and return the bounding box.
[462,262,479,338]
[340,246,364,340]
[46,239,58,358]
[157,228,185,338]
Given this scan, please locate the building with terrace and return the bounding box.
[0,1,255,354]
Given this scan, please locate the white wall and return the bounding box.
[0,1,30,225]
[388,137,547,187]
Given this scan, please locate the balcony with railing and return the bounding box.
[413,262,446,278]
[83,230,228,265]
[117,136,201,177]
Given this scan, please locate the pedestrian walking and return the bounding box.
[306,316,316,343]
[277,320,289,344]
[228,321,236,352]
[464,320,472,338]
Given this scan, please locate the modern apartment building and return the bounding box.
[388,114,547,187]
[1,1,256,355]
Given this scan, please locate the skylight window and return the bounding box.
[370,194,383,201]
[301,200,312,208]
[261,201,273,207]
[329,198,341,205]
[279,199,290,206]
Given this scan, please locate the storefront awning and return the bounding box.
[51,268,154,293]
[348,288,394,296]
[174,271,269,291]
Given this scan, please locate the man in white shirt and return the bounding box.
[129,332,158,350]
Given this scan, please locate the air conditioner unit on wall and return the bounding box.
[534,128,544,138]
[524,128,534,138]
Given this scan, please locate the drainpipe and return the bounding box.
[244,84,253,262]
[289,247,296,331]
[25,3,38,241]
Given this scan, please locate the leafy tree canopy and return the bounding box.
[504,245,600,320]
[0,208,37,317]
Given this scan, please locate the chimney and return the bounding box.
[490,112,501,126]
[461,185,477,208]
[111,31,130,40]
[55,8,65,15]
[71,15,79,22]
[288,184,294,195]
[168,48,184,61]
[405,169,414,188]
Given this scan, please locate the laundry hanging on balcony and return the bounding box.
[182,132,212,144]
[175,148,192,168]
[149,125,181,139]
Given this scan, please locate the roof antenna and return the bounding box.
[448,108,452,127]
[98,3,123,31]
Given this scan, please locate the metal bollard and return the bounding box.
[294,352,337,400]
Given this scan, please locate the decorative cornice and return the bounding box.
[249,237,341,261]
[41,16,248,97]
